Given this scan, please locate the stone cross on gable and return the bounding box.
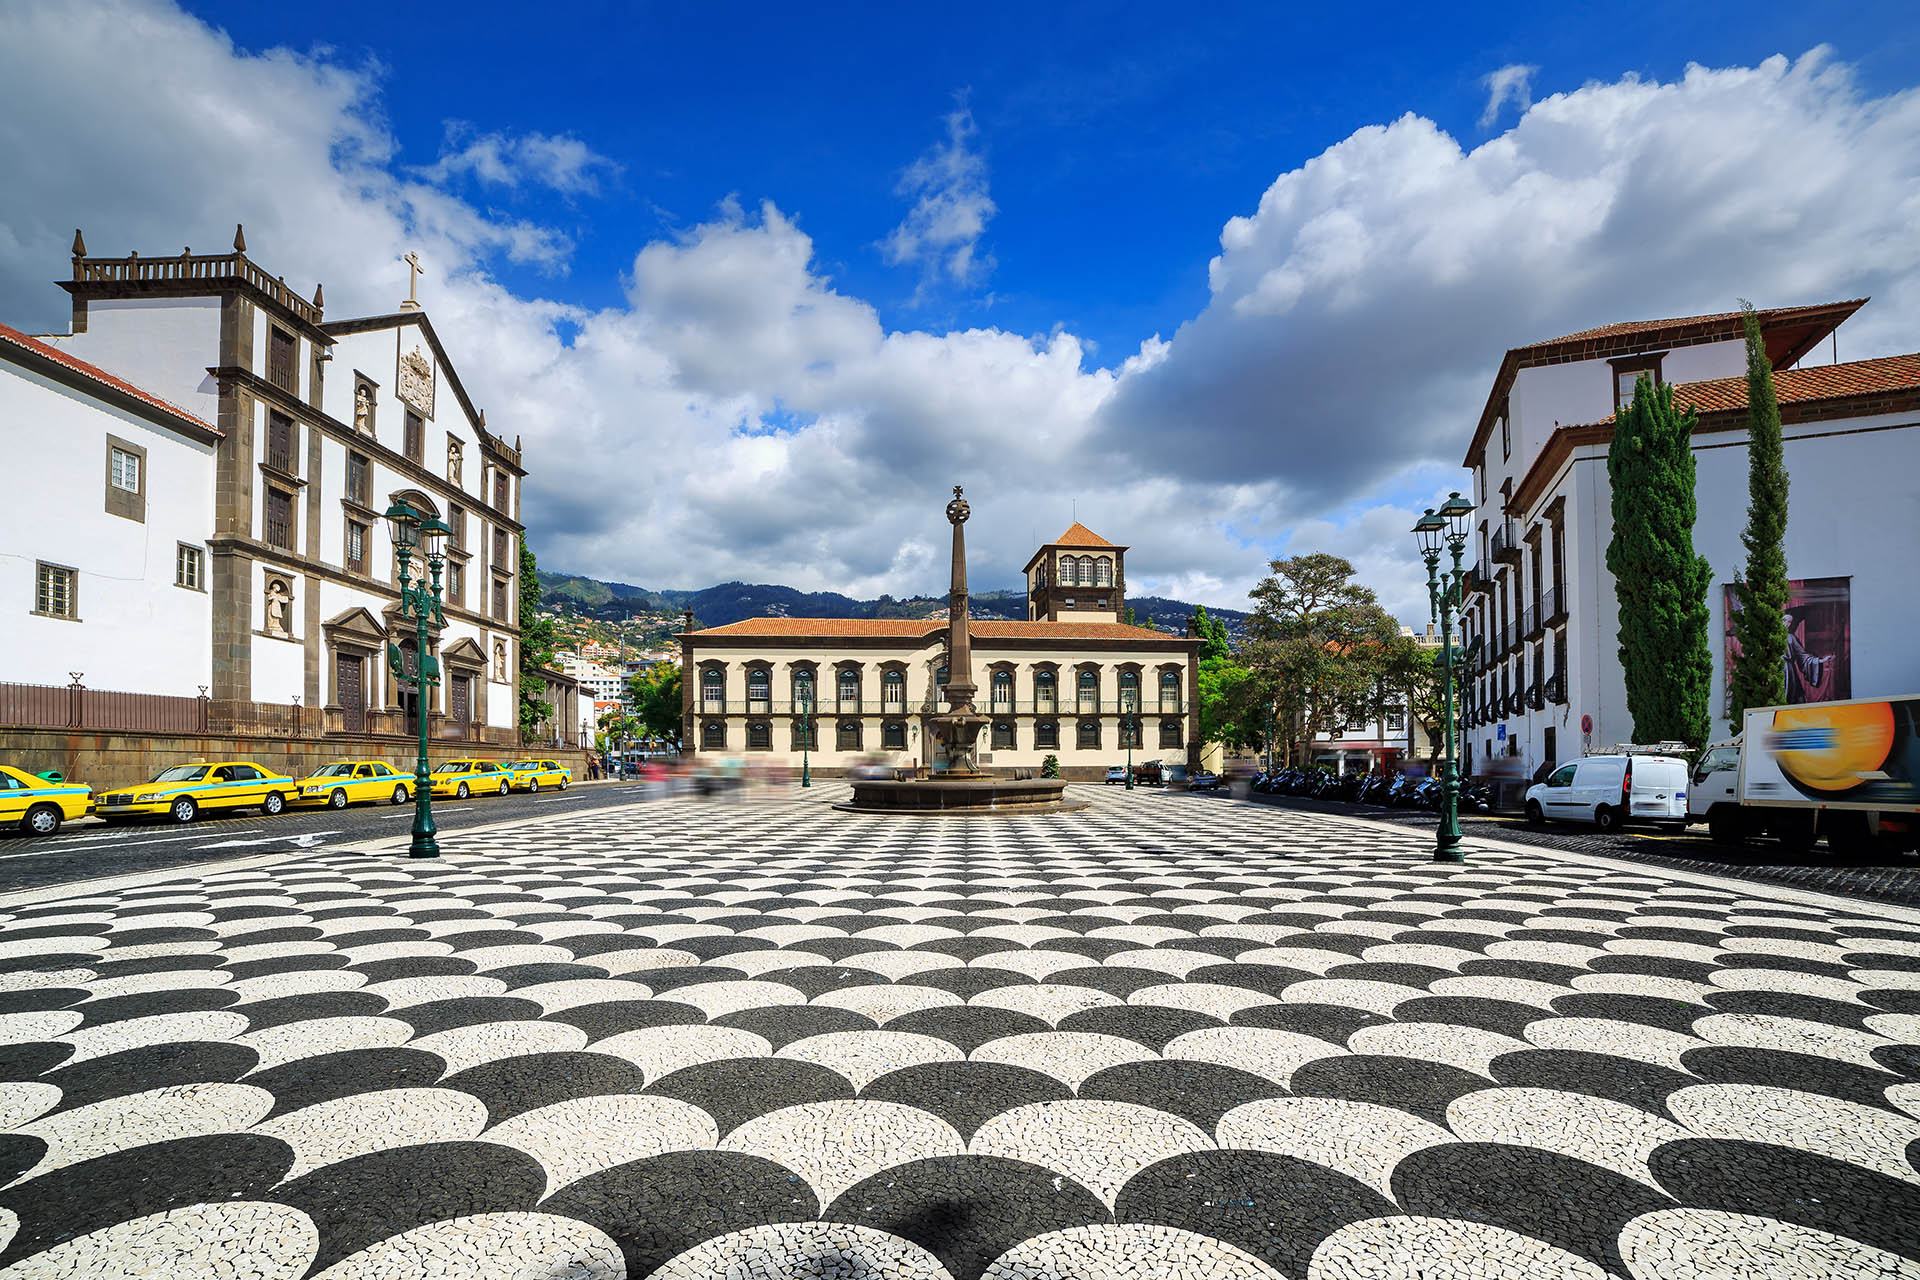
[401,251,425,310]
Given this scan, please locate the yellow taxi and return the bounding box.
[94,760,297,824]
[0,765,94,837]
[505,759,572,792]
[292,760,416,809]
[427,759,513,799]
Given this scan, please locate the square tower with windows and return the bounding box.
[1024,522,1127,622]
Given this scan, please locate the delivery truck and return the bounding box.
[1687,694,1920,852]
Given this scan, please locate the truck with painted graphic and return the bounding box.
[1687,694,1920,852]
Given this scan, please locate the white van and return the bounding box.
[1525,753,1690,831]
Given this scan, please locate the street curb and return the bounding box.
[1237,798,1920,925]
[0,794,669,911]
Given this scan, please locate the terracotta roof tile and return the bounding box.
[0,322,219,435]
[1674,351,1920,415]
[690,616,1180,643]
[1518,301,1860,351]
[1052,522,1117,548]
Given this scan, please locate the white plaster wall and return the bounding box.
[249,559,306,704]
[1661,339,1745,387]
[0,364,215,694]
[51,297,222,423]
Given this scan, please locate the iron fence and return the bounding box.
[0,679,209,733]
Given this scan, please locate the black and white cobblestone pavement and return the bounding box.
[1,786,1917,1279]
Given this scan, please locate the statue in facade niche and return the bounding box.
[353,383,372,433]
[263,579,292,637]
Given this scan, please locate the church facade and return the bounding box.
[679,523,1200,779]
[0,228,577,786]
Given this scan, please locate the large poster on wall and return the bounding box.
[1723,576,1851,708]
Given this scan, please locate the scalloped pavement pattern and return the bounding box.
[1,786,1917,1279]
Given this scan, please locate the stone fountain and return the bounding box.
[843,486,1083,814]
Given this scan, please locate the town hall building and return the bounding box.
[680,522,1200,779]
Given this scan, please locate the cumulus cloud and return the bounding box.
[1479,63,1538,128]
[1100,49,1920,516]
[882,106,997,292]
[417,123,620,196]
[2,8,1917,629]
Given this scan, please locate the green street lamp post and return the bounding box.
[799,682,813,788]
[384,499,452,859]
[1412,492,1475,863]
[1124,701,1137,790]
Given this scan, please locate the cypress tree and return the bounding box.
[1726,301,1790,723]
[1606,375,1714,748]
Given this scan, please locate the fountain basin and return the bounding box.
[840,775,1086,814]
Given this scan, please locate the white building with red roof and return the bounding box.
[680,522,1199,779]
[1458,298,1920,781]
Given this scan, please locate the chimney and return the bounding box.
[682,607,695,634]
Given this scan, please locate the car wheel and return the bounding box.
[528,779,540,793]
[1594,804,1621,832]
[328,788,349,810]
[499,780,510,795]
[391,784,409,805]
[457,782,470,799]
[1526,801,1545,826]
[23,804,62,837]
[170,797,199,824]
[262,791,286,816]
[560,777,569,790]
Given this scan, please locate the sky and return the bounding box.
[1,1,1917,625]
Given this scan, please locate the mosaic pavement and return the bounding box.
[1,788,1918,1279]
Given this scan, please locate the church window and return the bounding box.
[175,544,203,591]
[883,720,907,750]
[495,471,510,509]
[992,722,1015,750]
[1035,719,1058,749]
[266,412,294,473]
[702,721,726,750]
[404,409,424,462]
[344,520,367,573]
[347,452,370,505]
[1077,718,1100,750]
[265,488,294,550]
[837,720,861,751]
[446,560,463,606]
[268,327,297,393]
[34,562,76,619]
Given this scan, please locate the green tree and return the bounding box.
[1197,657,1263,752]
[517,542,559,743]
[628,663,684,747]
[1607,375,1714,748]
[1726,300,1790,724]
[1191,606,1233,662]
[1243,554,1404,763]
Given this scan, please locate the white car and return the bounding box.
[1525,753,1689,831]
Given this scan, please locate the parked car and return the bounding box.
[94,761,296,823]
[1104,765,1129,785]
[505,759,572,792]
[1525,752,1689,831]
[428,759,513,799]
[0,764,93,836]
[1131,761,1165,786]
[292,760,414,808]
[1188,770,1221,791]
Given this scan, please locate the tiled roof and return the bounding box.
[690,617,1180,643]
[1051,522,1117,548]
[1517,300,1866,353]
[0,322,219,435]
[1673,352,1920,415]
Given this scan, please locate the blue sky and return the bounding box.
[3,2,1918,620]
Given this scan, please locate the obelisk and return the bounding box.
[934,485,988,775]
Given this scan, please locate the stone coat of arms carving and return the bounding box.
[397,344,434,417]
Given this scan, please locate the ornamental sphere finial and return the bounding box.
[946,485,970,525]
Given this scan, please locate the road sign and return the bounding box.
[1581,713,1593,734]
[1496,724,1506,741]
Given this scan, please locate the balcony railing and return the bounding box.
[1464,564,1494,596]
[1546,671,1567,705]
[1491,524,1521,564]
[1520,601,1543,641]
[1542,584,1568,628]
[1528,679,1545,711]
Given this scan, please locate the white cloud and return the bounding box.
[417,123,620,196]
[2,10,1917,630]
[882,106,997,292]
[1480,63,1538,128]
